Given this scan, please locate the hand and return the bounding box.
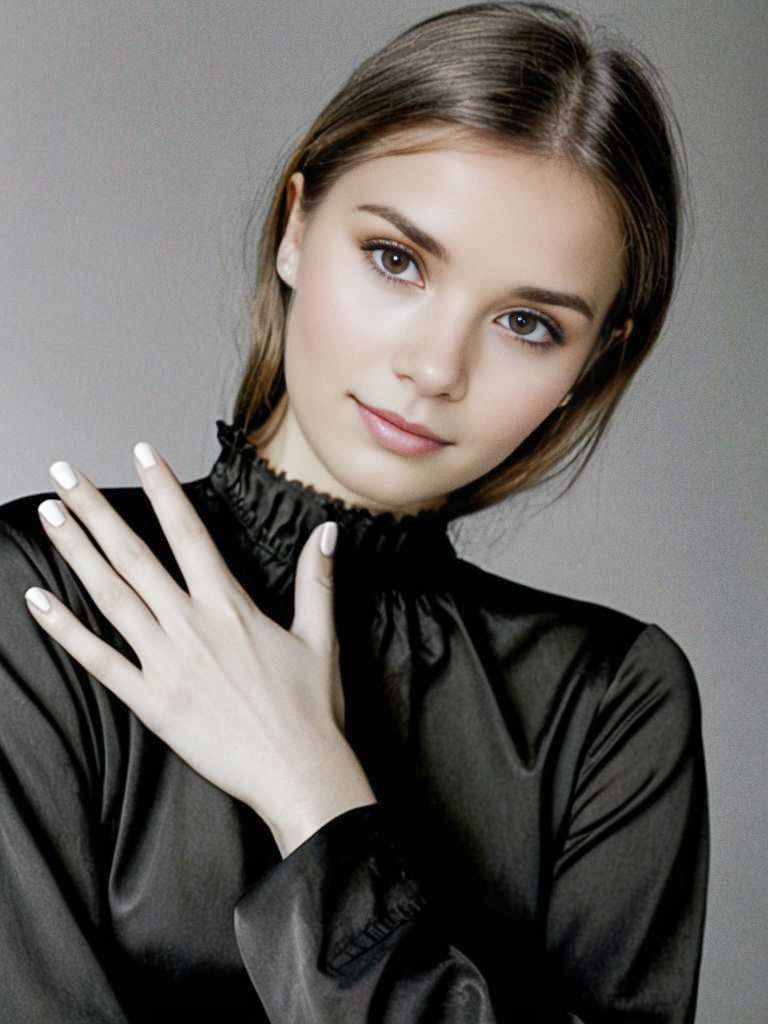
[24,442,377,856]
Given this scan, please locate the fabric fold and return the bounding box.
[0,419,709,1021]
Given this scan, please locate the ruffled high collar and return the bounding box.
[208,420,457,576]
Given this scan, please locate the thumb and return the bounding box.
[290,521,338,650]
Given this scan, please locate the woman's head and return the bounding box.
[234,1,687,520]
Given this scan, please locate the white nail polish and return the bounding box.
[25,587,51,612]
[49,461,78,489]
[320,521,338,556]
[39,499,66,527]
[134,442,157,468]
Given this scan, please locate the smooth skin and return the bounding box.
[23,129,633,859]
[255,127,632,518]
[24,448,376,859]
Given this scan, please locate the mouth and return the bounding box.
[353,399,449,443]
[353,397,452,456]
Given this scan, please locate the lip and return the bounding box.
[354,398,451,455]
[355,400,449,442]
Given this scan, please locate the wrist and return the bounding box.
[271,776,378,859]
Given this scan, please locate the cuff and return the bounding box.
[234,801,429,984]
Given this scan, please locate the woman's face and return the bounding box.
[256,131,630,517]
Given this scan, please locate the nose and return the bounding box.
[390,318,472,400]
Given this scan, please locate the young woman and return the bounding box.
[0,3,708,1021]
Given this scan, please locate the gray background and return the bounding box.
[1,2,766,1020]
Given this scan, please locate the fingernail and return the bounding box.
[49,461,78,489]
[39,499,66,527]
[134,442,157,468]
[25,587,51,612]
[320,521,338,557]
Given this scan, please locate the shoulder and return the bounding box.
[0,480,194,754]
[449,556,702,727]
[0,492,115,779]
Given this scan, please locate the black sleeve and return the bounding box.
[0,520,132,1022]
[232,623,709,1023]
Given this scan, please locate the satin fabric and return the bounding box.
[0,419,709,1022]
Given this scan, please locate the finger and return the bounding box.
[48,458,187,630]
[131,443,245,605]
[290,521,338,651]
[36,497,165,655]
[23,584,149,718]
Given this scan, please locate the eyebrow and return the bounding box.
[355,202,596,322]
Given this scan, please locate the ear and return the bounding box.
[571,316,635,391]
[614,317,634,343]
[590,316,635,368]
[276,172,307,288]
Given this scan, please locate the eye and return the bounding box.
[359,239,565,351]
[497,310,564,351]
[360,240,423,286]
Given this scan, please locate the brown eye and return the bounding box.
[512,311,537,335]
[499,309,563,348]
[360,240,422,286]
[381,250,412,275]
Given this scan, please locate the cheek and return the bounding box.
[289,251,387,372]
[469,363,573,455]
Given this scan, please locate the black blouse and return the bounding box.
[0,419,709,1023]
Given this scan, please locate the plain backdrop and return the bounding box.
[2,2,766,1021]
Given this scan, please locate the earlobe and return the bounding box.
[276,172,307,287]
[613,317,634,344]
[276,246,296,285]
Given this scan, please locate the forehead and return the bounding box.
[323,123,622,230]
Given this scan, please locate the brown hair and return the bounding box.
[232,1,689,520]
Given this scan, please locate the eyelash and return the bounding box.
[358,238,565,351]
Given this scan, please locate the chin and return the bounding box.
[331,457,447,515]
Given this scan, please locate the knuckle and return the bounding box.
[93,579,127,614]
[315,573,334,596]
[86,647,113,682]
[172,513,208,545]
[55,530,81,559]
[215,590,253,627]
[111,536,147,576]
